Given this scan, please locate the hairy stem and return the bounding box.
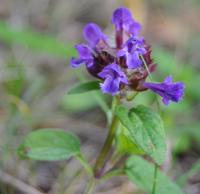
[94,115,119,178]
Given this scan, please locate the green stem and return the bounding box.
[152,164,158,194]
[101,169,125,181]
[76,154,93,177]
[92,91,111,122]
[94,115,119,178]
[84,179,96,194]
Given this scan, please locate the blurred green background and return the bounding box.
[0,0,199,193]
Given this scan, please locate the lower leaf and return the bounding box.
[126,156,183,194]
[18,128,81,161]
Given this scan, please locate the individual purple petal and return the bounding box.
[112,7,132,31]
[70,44,93,68]
[100,76,120,95]
[164,76,173,83]
[98,63,128,95]
[112,7,141,35]
[117,36,146,69]
[117,47,127,57]
[75,44,92,59]
[128,21,142,36]
[127,51,142,69]
[98,63,128,84]
[162,97,170,105]
[137,47,146,55]
[70,58,85,68]
[83,23,107,47]
[144,76,185,105]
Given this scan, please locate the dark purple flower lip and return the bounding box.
[98,63,128,95]
[117,36,147,69]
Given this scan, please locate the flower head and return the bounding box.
[117,36,146,69]
[98,63,128,95]
[70,7,185,101]
[144,76,185,105]
[112,7,141,35]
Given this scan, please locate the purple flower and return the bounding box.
[117,36,146,69]
[144,76,185,105]
[98,63,128,95]
[112,7,141,35]
[71,23,108,71]
[70,44,93,68]
[83,23,107,47]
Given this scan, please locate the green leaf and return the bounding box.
[115,105,166,165]
[68,81,100,94]
[18,128,80,161]
[126,156,184,194]
[116,125,144,155]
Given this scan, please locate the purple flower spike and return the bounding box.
[83,23,107,47]
[144,76,185,105]
[112,7,141,35]
[117,36,146,69]
[98,63,128,95]
[70,44,93,68]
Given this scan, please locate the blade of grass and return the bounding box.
[0,22,76,58]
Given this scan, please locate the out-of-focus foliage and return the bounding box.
[0,22,75,58]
